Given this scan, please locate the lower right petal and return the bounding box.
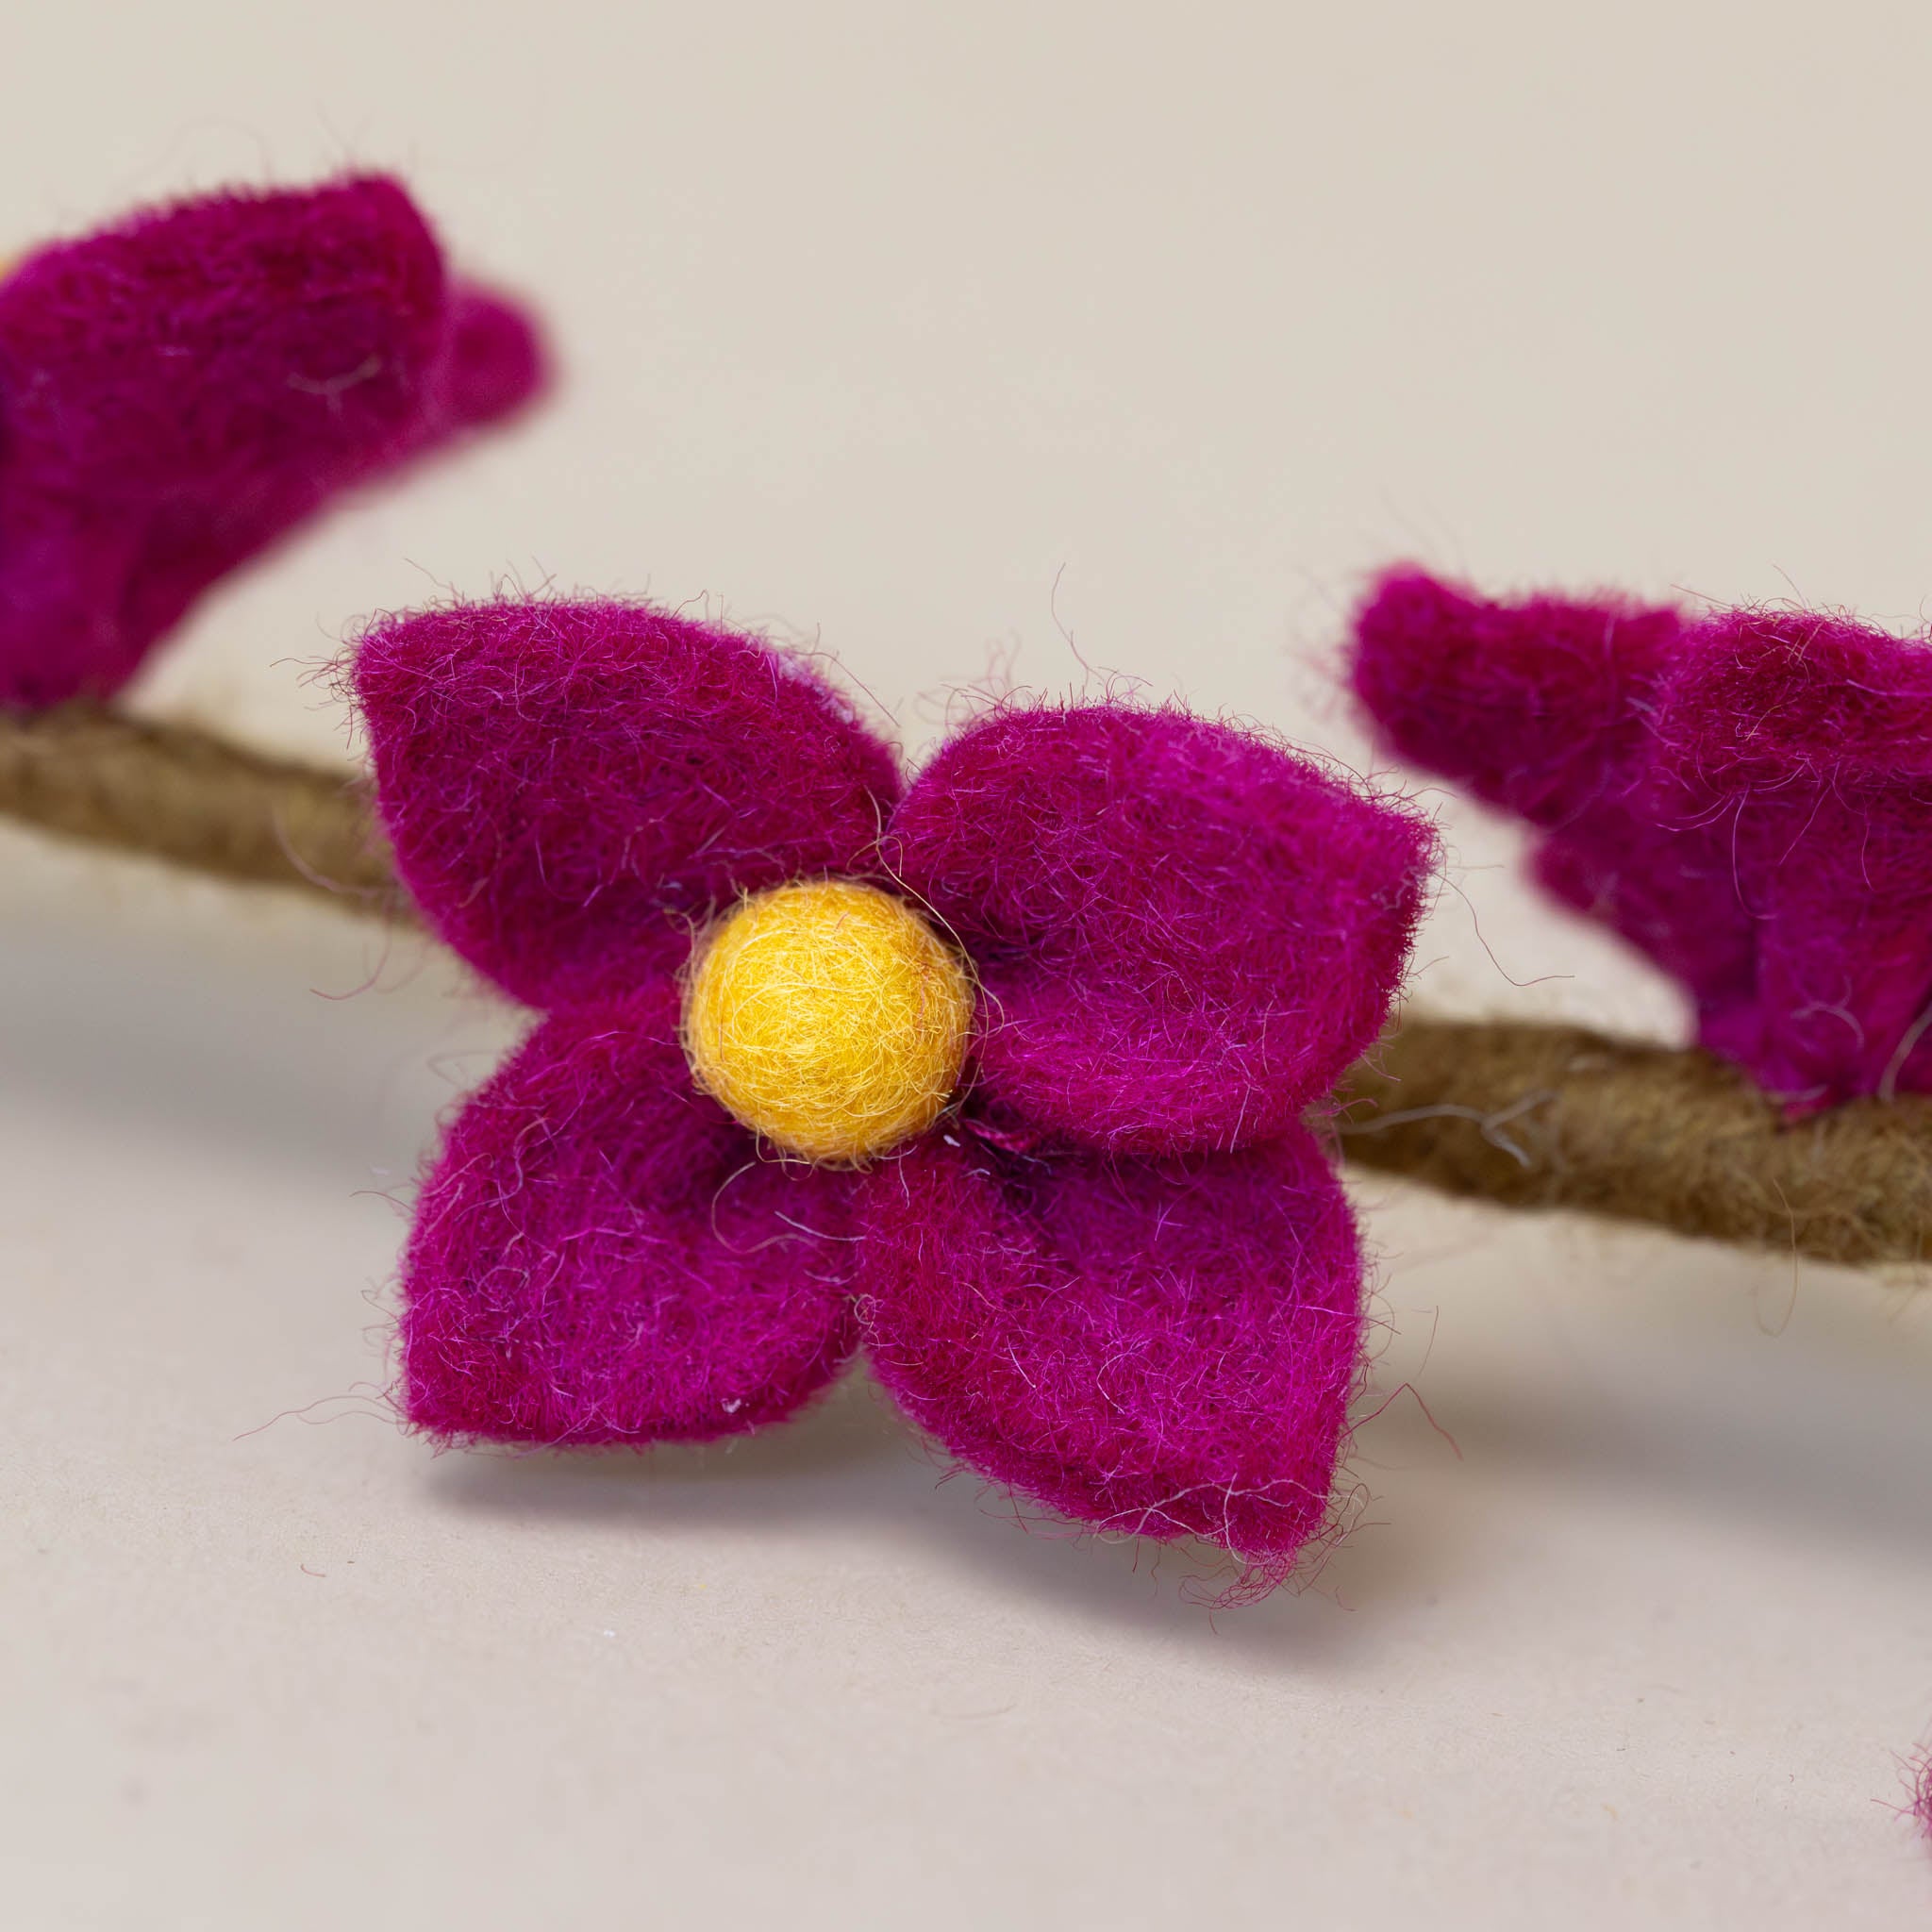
[857,1127,1364,1577]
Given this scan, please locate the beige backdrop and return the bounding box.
[6,4,1932,1926]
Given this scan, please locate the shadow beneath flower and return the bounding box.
[4,865,1470,1656]
[423,1364,1473,1666]
[26,862,1928,1638]
[0,861,508,1184]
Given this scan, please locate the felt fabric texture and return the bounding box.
[889,706,1428,1152]
[355,596,1435,1574]
[683,880,975,1165]
[1338,1016,1932,1265]
[858,1127,1360,1577]
[404,982,861,1443]
[356,599,902,1007]
[0,175,544,711]
[1353,567,1932,1110]
[0,703,402,906]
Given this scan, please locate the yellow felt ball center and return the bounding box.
[682,880,974,1165]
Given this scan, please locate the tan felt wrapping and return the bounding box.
[1340,1018,1932,1266]
[0,703,400,912]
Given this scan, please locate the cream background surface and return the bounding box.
[6,5,1932,1925]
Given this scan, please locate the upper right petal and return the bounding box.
[886,704,1434,1154]
[355,599,902,1007]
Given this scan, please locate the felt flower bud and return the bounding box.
[0,175,545,709]
[1353,567,1932,1110]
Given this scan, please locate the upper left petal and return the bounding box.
[356,599,902,1007]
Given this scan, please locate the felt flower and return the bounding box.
[1353,567,1932,1110]
[355,599,1433,1574]
[0,175,544,711]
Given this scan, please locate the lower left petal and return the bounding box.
[403,989,860,1443]
[857,1128,1364,1575]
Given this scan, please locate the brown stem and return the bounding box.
[4,706,1927,1267]
[1339,1020,1932,1267]
[0,703,402,913]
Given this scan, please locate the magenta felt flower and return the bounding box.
[355,598,1433,1574]
[1354,568,1932,1110]
[0,175,544,710]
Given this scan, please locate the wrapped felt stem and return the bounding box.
[0,705,399,908]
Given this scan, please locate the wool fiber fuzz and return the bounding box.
[860,1126,1362,1582]
[888,704,1429,1152]
[404,983,860,1442]
[684,880,974,1165]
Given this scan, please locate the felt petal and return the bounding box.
[1351,565,1681,826]
[1527,798,1758,1060]
[0,175,545,709]
[402,984,860,1443]
[1718,788,1932,1102]
[858,1128,1363,1574]
[886,705,1433,1153]
[1352,568,1763,1060]
[426,281,548,441]
[357,599,902,1007]
[1654,610,1932,1105]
